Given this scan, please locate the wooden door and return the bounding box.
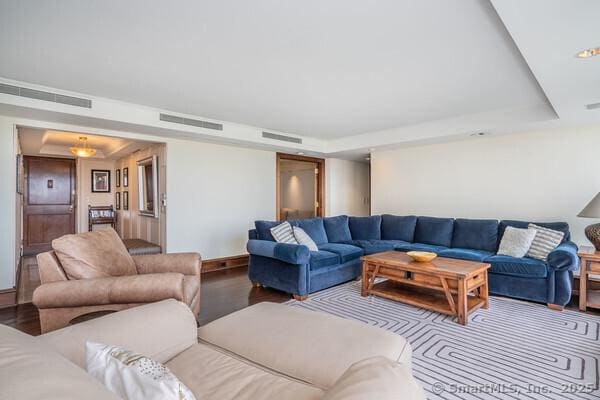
[23,156,76,255]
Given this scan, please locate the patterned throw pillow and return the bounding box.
[86,342,196,400]
[497,226,537,258]
[293,226,319,251]
[270,221,298,244]
[526,223,564,261]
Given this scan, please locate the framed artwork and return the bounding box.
[115,192,121,210]
[123,191,129,210]
[16,154,23,194]
[123,167,129,187]
[91,169,111,193]
[116,169,121,188]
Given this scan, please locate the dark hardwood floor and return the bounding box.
[0,266,290,336]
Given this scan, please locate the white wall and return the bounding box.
[280,169,315,213]
[326,158,370,217]
[77,158,116,233]
[371,126,600,246]
[0,117,17,289]
[166,139,276,259]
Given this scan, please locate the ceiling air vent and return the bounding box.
[262,131,302,144]
[159,113,223,131]
[0,83,92,108]
[585,102,600,110]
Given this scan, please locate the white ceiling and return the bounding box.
[18,127,157,159]
[0,0,599,156]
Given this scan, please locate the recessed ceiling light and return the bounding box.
[470,132,489,137]
[576,48,600,58]
[297,151,304,155]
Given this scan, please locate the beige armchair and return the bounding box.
[33,228,201,333]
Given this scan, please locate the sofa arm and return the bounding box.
[247,239,310,265]
[133,252,201,276]
[547,241,580,272]
[38,299,197,369]
[33,273,186,308]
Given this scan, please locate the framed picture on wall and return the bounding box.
[123,167,129,187]
[116,169,121,188]
[115,192,121,210]
[123,191,129,210]
[91,170,111,193]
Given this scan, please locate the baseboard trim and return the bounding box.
[0,288,17,309]
[202,254,248,273]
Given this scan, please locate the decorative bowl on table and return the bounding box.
[406,251,437,262]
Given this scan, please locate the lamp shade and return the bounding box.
[578,192,600,218]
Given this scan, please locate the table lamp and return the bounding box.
[578,192,600,250]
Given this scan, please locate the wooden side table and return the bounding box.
[577,246,600,311]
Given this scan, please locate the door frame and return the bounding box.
[276,152,325,221]
[22,156,77,255]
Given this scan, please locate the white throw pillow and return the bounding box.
[526,223,565,261]
[293,226,319,251]
[270,221,298,244]
[86,342,196,400]
[497,226,537,258]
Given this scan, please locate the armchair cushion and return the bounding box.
[52,228,136,280]
[33,273,186,308]
[547,241,580,272]
[247,239,310,265]
[133,252,201,276]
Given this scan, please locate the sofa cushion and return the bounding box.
[197,302,412,390]
[52,228,137,280]
[323,215,352,243]
[270,221,298,244]
[0,324,121,400]
[167,343,325,400]
[318,243,363,263]
[292,218,329,245]
[394,242,447,254]
[439,248,493,262]
[293,227,319,251]
[451,218,498,252]
[485,255,548,278]
[414,217,454,247]
[342,240,395,255]
[349,216,382,240]
[310,250,341,271]
[254,220,278,241]
[526,223,565,261]
[499,220,570,244]
[381,215,418,242]
[323,356,425,400]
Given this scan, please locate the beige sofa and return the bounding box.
[33,228,201,333]
[0,300,425,399]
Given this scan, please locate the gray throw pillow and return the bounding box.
[526,223,564,261]
[270,221,298,244]
[293,226,319,251]
[497,226,537,258]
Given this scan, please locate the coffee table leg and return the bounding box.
[361,262,368,297]
[481,272,489,310]
[457,278,468,325]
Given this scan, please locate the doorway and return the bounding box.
[276,153,325,221]
[22,156,76,255]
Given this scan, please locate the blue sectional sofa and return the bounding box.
[247,215,580,308]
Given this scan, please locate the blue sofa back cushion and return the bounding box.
[381,215,417,242]
[414,216,454,247]
[349,215,382,240]
[451,218,499,252]
[499,220,570,244]
[291,217,329,245]
[323,215,352,242]
[254,220,279,241]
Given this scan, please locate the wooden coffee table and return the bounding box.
[361,251,490,325]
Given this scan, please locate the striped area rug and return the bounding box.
[286,281,600,400]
